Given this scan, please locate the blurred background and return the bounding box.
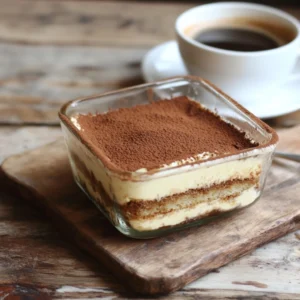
[1,0,299,160]
[0,1,300,298]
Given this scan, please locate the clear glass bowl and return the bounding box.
[59,76,278,239]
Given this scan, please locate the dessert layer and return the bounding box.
[122,178,258,220]
[128,186,259,231]
[67,129,261,232]
[72,154,259,232]
[71,142,262,204]
[74,96,258,172]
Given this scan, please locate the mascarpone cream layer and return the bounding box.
[129,186,258,231]
[67,127,262,204]
[111,157,261,204]
[74,163,258,231]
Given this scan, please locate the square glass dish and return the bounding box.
[59,76,278,239]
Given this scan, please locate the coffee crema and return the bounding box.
[184,17,296,53]
[193,27,280,52]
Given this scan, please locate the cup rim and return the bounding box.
[175,1,300,57]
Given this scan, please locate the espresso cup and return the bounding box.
[176,2,300,106]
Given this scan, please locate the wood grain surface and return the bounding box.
[1,42,298,126]
[1,1,300,47]
[0,0,192,47]
[0,123,299,299]
[1,0,300,298]
[0,0,192,124]
[0,0,298,126]
[0,44,146,124]
[2,126,300,295]
[1,187,300,299]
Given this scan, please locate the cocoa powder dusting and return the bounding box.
[76,96,257,172]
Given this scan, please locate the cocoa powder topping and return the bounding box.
[75,96,257,172]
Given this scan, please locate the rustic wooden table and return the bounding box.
[0,1,299,299]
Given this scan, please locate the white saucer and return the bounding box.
[142,40,300,119]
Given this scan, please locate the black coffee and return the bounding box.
[193,28,280,52]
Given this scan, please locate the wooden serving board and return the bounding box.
[1,126,300,295]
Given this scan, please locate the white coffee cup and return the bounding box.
[176,2,300,106]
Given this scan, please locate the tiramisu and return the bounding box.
[60,95,273,234]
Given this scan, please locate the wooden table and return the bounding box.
[0,1,299,299]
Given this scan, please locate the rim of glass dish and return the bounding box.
[59,75,278,179]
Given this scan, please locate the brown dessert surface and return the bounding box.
[75,96,257,172]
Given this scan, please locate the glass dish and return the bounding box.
[59,76,278,239]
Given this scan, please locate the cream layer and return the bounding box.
[66,129,263,204]
[74,165,258,231]
[125,180,255,219]
[129,187,258,231]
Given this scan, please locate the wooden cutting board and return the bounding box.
[1,126,300,295]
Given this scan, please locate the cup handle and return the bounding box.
[284,50,300,82]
